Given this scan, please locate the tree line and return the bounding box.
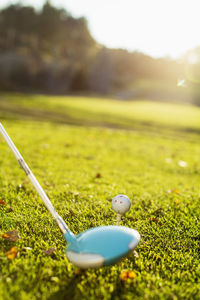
[0,2,199,103]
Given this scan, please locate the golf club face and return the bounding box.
[64,226,140,268]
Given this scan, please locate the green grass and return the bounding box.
[1,93,200,133]
[1,94,200,299]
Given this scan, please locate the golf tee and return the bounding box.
[116,214,121,225]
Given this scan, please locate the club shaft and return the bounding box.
[0,122,68,234]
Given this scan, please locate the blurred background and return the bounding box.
[1,3,200,299]
[0,0,200,103]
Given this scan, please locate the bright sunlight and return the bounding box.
[1,0,200,58]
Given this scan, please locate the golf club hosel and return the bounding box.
[55,215,69,234]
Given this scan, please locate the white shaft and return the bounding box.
[0,122,68,234]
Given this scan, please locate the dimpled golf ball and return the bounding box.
[112,194,131,215]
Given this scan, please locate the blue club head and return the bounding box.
[64,226,140,268]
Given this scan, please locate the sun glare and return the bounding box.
[56,0,200,59]
[1,0,200,59]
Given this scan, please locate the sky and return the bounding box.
[1,0,200,59]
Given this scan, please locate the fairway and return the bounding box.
[0,95,200,299]
[1,93,200,133]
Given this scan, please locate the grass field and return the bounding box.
[0,94,200,299]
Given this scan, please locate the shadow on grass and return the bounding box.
[1,97,200,138]
[0,101,156,130]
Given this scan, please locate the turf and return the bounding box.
[0,94,200,299]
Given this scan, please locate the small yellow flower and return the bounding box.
[127,271,136,279]
[120,270,128,281]
[7,246,18,260]
[120,270,137,281]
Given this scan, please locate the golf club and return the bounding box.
[0,122,140,268]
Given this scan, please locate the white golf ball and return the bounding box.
[112,194,131,215]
